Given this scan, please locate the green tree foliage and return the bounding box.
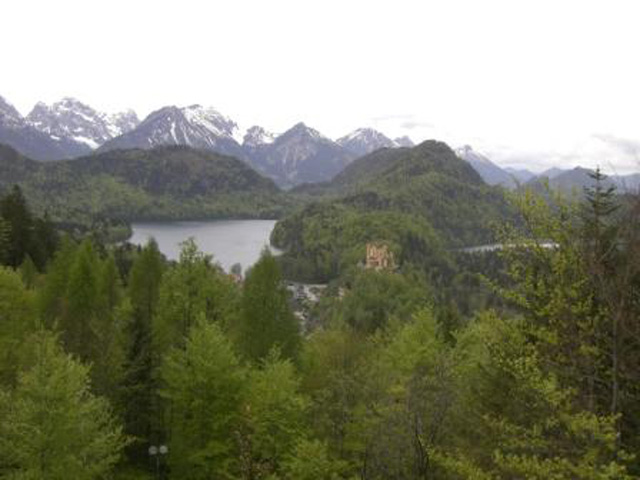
[18,254,38,289]
[62,238,100,361]
[0,331,127,479]
[0,148,637,478]
[122,239,164,463]
[272,141,512,282]
[91,253,128,399]
[435,312,632,479]
[351,309,454,479]
[0,146,291,229]
[239,351,308,478]
[237,250,300,362]
[0,185,57,270]
[0,185,33,268]
[0,267,36,387]
[300,321,372,470]
[32,236,127,405]
[0,217,9,264]
[154,238,240,358]
[492,182,640,473]
[37,236,77,328]
[278,438,346,480]
[273,205,450,283]
[162,321,246,479]
[327,270,431,333]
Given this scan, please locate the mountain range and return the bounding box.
[0,95,415,187]
[3,94,637,191]
[526,166,640,194]
[454,145,639,193]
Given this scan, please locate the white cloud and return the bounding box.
[2,0,639,173]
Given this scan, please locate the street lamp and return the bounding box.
[149,444,168,479]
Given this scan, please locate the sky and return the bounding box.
[3,0,640,174]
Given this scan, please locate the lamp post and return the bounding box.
[149,444,168,479]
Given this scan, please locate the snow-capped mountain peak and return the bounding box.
[97,104,245,159]
[285,122,327,141]
[243,126,276,147]
[455,145,492,165]
[455,145,520,188]
[0,95,23,125]
[109,109,140,136]
[181,104,239,139]
[0,95,93,160]
[394,136,415,148]
[337,127,396,157]
[27,97,140,149]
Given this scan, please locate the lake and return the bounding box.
[129,220,280,272]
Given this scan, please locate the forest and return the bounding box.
[0,144,291,240]
[0,165,639,479]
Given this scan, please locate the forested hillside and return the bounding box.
[272,141,515,281]
[0,144,291,230]
[0,174,639,478]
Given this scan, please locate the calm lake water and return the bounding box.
[129,220,280,272]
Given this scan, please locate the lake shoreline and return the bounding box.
[129,219,281,273]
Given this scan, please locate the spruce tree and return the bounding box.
[122,239,164,464]
[0,217,10,265]
[0,185,33,268]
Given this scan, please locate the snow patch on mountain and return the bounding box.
[394,136,415,148]
[455,145,519,188]
[27,97,140,148]
[337,128,397,157]
[243,126,276,147]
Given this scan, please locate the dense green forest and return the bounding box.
[272,141,515,282]
[0,164,639,479]
[0,144,293,238]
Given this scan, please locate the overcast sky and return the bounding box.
[3,0,640,173]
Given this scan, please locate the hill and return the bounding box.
[0,144,290,228]
[272,140,514,281]
[525,166,616,195]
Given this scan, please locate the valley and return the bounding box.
[3,2,640,477]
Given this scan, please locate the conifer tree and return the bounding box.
[154,238,239,358]
[91,254,127,399]
[0,217,10,265]
[63,238,100,361]
[0,267,36,387]
[162,321,246,479]
[37,235,77,329]
[238,249,300,362]
[0,185,33,268]
[19,254,38,289]
[240,350,308,478]
[0,331,127,479]
[122,239,164,464]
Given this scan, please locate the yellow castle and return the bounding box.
[365,243,394,270]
